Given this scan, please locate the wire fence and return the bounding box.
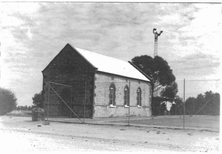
[43,79,220,131]
[176,79,220,130]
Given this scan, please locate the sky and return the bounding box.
[1,1,221,106]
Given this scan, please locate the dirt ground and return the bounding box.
[0,116,220,152]
[111,115,220,131]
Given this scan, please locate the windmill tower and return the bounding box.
[153,28,163,57]
[152,28,163,97]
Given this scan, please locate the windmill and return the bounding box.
[153,28,163,57]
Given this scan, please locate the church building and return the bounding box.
[42,43,151,118]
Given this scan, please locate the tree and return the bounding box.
[132,56,176,90]
[196,94,205,115]
[0,87,17,115]
[185,97,196,115]
[185,91,220,115]
[131,55,177,115]
[32,91,43,108]
[161,82,178,99]
[173,95,183,115]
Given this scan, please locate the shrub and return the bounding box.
[0,87,17,115]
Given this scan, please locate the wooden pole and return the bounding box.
[48,83,84,123]
[48,82,50,120]
[84,81,86,122]
[183,79,185,129]
[70,86,72,118]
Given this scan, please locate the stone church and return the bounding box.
[42,43,151,118]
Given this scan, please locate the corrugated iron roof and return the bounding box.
[72,46,150,82]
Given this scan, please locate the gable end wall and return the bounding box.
[42,45,95,118]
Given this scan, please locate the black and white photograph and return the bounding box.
[0,0,221,152]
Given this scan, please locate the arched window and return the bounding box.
[109,83,116,106]
[137,87,142,106]
[124,85,130,106]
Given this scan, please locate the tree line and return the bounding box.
[16,105,32,111]
[153,91,220,116]
[184,91,220,115]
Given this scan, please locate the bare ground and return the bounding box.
[0,116,220,152]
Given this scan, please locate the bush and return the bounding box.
[0,87,17,115]
[32,91,43,108]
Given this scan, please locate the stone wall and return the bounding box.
[42,44,95,118]
[94,72,151,117]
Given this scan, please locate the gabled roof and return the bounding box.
[69,44,150,82]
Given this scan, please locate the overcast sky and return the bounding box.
[1,2,221,106]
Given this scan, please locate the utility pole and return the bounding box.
[153,28,163,57]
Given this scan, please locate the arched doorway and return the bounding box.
[60,88,72,117]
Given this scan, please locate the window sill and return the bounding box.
[109,104,116,108]
[124,105,129,108]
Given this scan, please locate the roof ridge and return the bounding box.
[74,47,128,63]
[67,43,149,82]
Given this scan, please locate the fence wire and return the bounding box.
[175,79,220,130]
[44,79,220,131]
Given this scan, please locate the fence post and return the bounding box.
[84,81,86,122]
[183,79,186,129]
[70,86,72,118]
[48,82,50,121]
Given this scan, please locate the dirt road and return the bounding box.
[0,116,220,152]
